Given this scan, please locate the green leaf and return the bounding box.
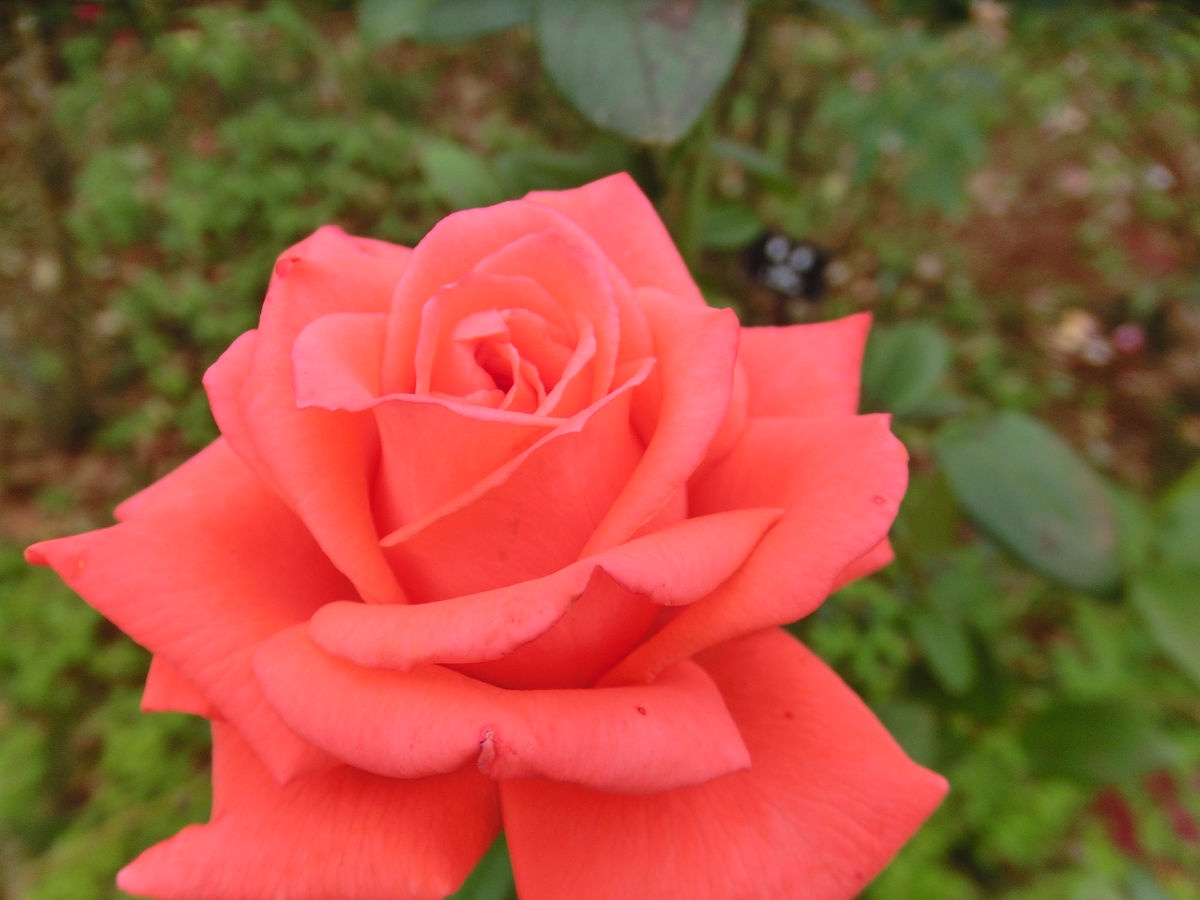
[493,140,634,194]
[934,412,1123,594]
[358,0,436,45]
[418,0,534,42]
[451,834,516,900]
[710,137,795,191]
[1020,700,1177,785]
[805,0,876,22]
[894,471,959,559]
[699,200,762,250]
[359,0,531,45]
[911,609,977,696]
[417,138,508,209]
[861,322,951,416]
[536,0,748,143]
[1107,481,1154,574]
[1157,458,1200,565]
[1130,566,1200,689]
[871,701,937,767]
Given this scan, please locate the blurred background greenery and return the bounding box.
[2,0,1199,897]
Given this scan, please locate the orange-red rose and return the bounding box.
[29,174,945,899]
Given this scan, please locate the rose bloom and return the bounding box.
[29,175,945,899]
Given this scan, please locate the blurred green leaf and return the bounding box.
[1020,701,1178,785]
[934,412,1123,594]
[862,322,951,416]
[911,609,977,696]
[805,0,876,22]
[362,0,534,44]
[493,141,634,194]
[536,0,748,143]
[894,471,959,559]
[451,834,516,900]
[422,0,532,41]
[700,200,763,250]
[0,715,48,839]
[418,138,508,209]
[1129,567,1200,690]
[358,0,436,45]
[872,701,937,767]
[1125,868,1174,900]
[710,137,795,191]
[1107,482,1154,575]
[1157,458,1200,565]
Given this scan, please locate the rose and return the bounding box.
[29,174,945,899]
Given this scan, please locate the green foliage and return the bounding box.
[536,0,748,143]
[804,26,1005,216]
[1127,461,1200,689]
[360,0,533,45]
[361,0,749,144]
[1020,701,1178,785]
[450,835,517,900]
[861,321,953,417]
[4,2,1200,898]
[0,547,210,895]
[934,412,1123,594]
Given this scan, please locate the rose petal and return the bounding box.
[117,722,500,900]
[472,229,623,399]
[292,312,389,411]
[381,361,652,602]
[502,629,948,900]
[254,626,751,794]
[26,439,344,782]
[310,508,782,687]
[184,330,273,500]
[383,198,653,390]
[455,503,783,688]
[738,313,871,418]
[411,272,577,401]
[205,226,411,604]
[141,656,217,718]
[603,415,908,685]
[457,568,659,690]
[583,288,740,555]
[833,538,896,591]
[526,173,707,307]
[700,353,749,474]
[373,397,562,538]
[292,308,563,536]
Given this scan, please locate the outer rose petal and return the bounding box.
[502,629,947,900]
[738,313,871,418]
[141,656,216,718]
[834,538,896,591]
[527,173,707,307]
[254,626,751,794]
[177,330,269,499]
[205,226,411,604]
[118,723,500,900]
[603,415,908,685]
[26,439,343,782]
